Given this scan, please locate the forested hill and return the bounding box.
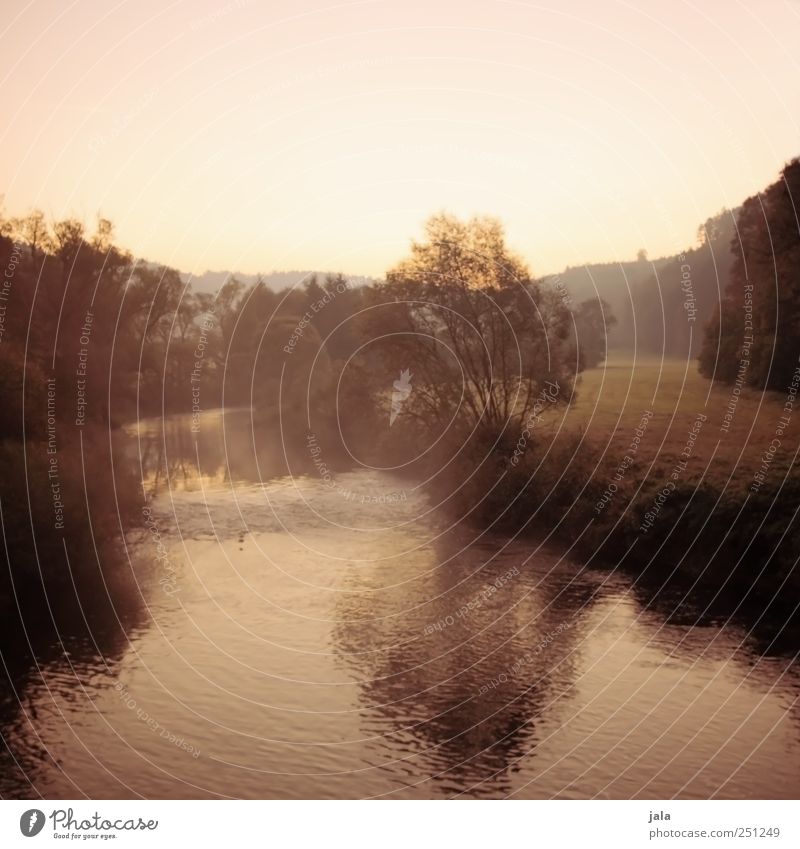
[541,257,670,349]
[545,208,738,356]
[183,269,375,294]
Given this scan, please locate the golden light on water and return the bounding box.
[4,0,800,817]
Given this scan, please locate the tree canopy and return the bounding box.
[359,214,575,439]
[699,158,800,389]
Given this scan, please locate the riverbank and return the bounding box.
[438,356,800,608]
[0,425,144,624]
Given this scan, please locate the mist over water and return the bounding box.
[2,410,797,800]
[2,0,800,823]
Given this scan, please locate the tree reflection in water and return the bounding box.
[332,533,598,795]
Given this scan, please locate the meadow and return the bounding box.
[454,353,800,604]
[566,353,800,493]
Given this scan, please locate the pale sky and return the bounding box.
[1,0,799,277]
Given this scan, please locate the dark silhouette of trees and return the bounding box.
[355,214,575,442]
[0,212,149,614]
[699,159,800,389]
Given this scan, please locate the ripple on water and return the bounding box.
[1,451,799,799]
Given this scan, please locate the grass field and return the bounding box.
[425,352,798,597]
[455,353,800,601]
[562,352,800,494]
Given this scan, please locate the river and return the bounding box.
[1,409,798,799]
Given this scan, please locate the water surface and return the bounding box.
[1,410,798,799]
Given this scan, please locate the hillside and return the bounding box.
[545,209,739,356]
[542,257,671,348]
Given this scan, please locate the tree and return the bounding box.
[574,298,617,369]
[697,209,729,246]
[699,159,800,390]
[7,209,52,268]
[360,214,574,437]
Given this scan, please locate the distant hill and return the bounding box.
[543,208,739,356]
[182,269,375,294]
[632,212,738,357]
[542,258,671,349]
[182,211,739,358]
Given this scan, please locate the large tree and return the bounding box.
[360,214,575,438]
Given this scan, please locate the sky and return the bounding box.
[1,0,799,278]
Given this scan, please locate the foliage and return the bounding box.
[357,214,576,441]
[699,159,800,389]
[573,298,616,369]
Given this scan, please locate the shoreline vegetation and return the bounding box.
[1,159,799,634]
[429,355,800,613]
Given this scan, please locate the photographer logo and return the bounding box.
[19,809,45,837]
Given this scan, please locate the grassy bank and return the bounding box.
[567,353,800,487]
[441,355,800,603]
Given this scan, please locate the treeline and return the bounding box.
[0,213,155,615]
[545,257,668,350]
[551,209,738,358]
[699,158,800,391]
[634,209,739,357]
[0,206,614,616]
[0,210,381,616]
[553,158,800,376]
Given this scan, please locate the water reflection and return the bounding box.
[1,410,798,799]
[0,597,147,796]
[127,408,332,494]
[333,536,596,795]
